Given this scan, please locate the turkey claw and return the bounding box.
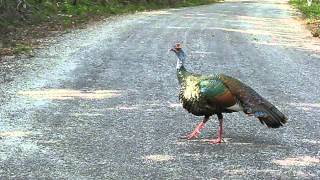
[186,131,200,140]
[186,122,205,140]
[210,138,222,144]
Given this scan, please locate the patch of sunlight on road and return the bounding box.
[18,89,121,100]
[208,27,273,35]
[235,15,292,22]
[240,15,320,52]
[296,170,317,178]
[141,10,172,15]
[225,169,281,176]
[192,51,216,54]
[176,141,187,145]
[106,105,139,111]
[290,103,320,111]
[0,131,32,138]
[224,169,246,176]
[183,14,228,19]
[105,102,182,111]
[290,103,320,108]
[167,26,190,29]
[0,140,40,161]
[177,5,320,52]
[225,19,296,30]
[273,156,320,166]
[253,41,320,52]
[168,103,182,108]
[301,139,320,144]
[199,138,233,143]
[144,154,174,162]
[182,153,204,159]
[70,113,104,117]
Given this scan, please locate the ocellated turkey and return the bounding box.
[170,43,287,144]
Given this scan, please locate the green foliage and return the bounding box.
[0,0,220,30]
[1,0,220,28]
[177,0,217,7]
[289,0,320,19]
[0,0,219,54]
[13,44,32,54]
[289,0,320,37]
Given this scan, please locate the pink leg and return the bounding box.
[187,122,205,139]
[186,116,209,140]
[210,117,223,144]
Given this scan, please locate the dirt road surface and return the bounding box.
[1,0,320,179]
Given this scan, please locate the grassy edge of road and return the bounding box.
[0,0,221,57]
[289,0,320,37]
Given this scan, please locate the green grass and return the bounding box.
[289,0,320,19]
[0,0,220,55]
[289,0,320,36]
[41,0,217,21]
[59,0,219,27]
[13,44,32,54]
[0,0,220,29]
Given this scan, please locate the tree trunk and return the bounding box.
[0,0,8,8]
[72,0,78,5]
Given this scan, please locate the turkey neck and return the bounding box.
[176,50,191,85]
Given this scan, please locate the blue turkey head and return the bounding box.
[170,43,186,60]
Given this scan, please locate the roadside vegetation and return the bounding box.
[289,0,320,37]
[0,0,219,56]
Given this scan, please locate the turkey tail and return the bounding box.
[254,101,287,128]
[219,74,288,128]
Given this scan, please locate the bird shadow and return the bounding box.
[177,135,283,147]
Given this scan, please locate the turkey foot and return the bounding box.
[186,122,205,139]
[210,138,222,144]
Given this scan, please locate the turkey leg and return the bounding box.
[210,114,223,144]
[187,116,209,139]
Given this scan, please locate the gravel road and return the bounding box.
[1,0,320,179]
